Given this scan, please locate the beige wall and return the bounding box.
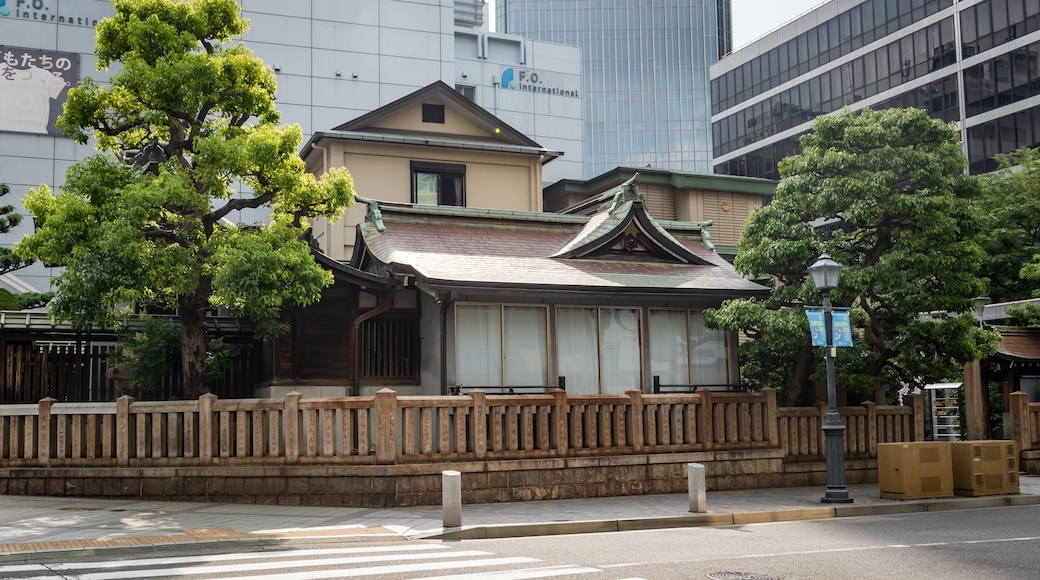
[676,188,763,250]
[309,139,544,261]
[371,105,488,138]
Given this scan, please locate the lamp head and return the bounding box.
[809,253,842,292]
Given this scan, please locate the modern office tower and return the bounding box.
[498,1,731,177]
[711,0,1040,179]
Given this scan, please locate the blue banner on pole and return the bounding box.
[832,311,853,347]
[807,310,826,347]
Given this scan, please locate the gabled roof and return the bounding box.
[300,81,562,162]
[347,191,768,304]
[551,174,713,263]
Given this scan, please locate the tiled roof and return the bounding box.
[993,325,1040,362]
[357,204,766,297]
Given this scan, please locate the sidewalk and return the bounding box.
[1,475,1038,561]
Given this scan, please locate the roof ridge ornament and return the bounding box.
[606,172,642,214]
[356,195,385,232]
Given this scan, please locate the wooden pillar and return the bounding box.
[963,360,986,440]
[374,388,398,464]
[626,389,644,453]
[198,393,216,464]
[554,388,569,455]
[763,387,779,448]
[471,390,487,460]
[1008,391,1030,454]
[38,397,55,466]
[284,391,301,463]
[116,395,134,466]
[909,393,925,442]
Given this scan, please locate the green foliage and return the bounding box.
[1006,303,1040,328]
[1,183,33,276]
[110,315,241,397]
[13,292,54,310]
[0,289,18,311]
[978,147,1040,302]
[15,0,355,398]
[708,108,1000,404]
[110,316,181,397]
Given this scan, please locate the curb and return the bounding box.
[425,494,1040,540]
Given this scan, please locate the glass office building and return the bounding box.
[498,1,731,177]
[711,0,1040,179]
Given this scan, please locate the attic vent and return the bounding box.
[422,103,445,124]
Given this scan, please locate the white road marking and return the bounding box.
[73,549,499,579]
[422,564,603,579]
[211,556,543,579]
[0,544,450,573]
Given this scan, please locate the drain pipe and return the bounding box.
[352,289,396,396]
[432,291,457,395]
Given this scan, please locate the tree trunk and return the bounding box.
[179,296,208,399]
[784,341,817,406]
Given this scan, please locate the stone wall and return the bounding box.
[0,450,878,508]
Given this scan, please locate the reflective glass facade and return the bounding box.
[711,0,1040,179]
[498,1,730,178]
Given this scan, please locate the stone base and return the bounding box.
[0,451,879,508]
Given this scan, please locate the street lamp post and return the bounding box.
[809,253,853,504]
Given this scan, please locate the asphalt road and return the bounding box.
[2,505,1037,579]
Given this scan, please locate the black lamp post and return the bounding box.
[808,253,853,504]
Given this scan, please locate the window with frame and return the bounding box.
[455,84,476,101]
[649,310,729,388]
[557,307,642,395]
[422,103,445,123]
[411,161,465,206]
[456,305,548,387]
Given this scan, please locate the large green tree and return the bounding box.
[978,147,1040,303]
[708,108,998,405]
[17,0,355,398]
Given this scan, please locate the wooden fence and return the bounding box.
[0,388,933,469]
[0,341,259,403]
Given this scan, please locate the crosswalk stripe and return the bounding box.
[0,544,451,574]
[74,549,499,580]
[422,564,604,579]
[1,544,609,580]
[222,556,544,580]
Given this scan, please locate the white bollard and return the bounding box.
[688,462,706,513]
[442,470,462,528]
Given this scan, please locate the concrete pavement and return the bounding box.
[1,475,1038,561]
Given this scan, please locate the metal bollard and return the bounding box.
[688,462,706,513]
[442,470,462,528]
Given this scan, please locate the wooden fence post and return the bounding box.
[198,393,216,464]
[38,397,55,466]
[816,402,828,456]
[626,389,644,453]
[763,388,779,448]
[471,390,487,460]
[554,388,569,455]
[116,395,134,466]
[698,388,713,450]
[1008,391,1030,454]
[375,389,398,464]
[284,391,301,464]
[909,393,925,442]
[863,400,877,458]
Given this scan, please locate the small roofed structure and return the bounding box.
[341,175,768,396]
